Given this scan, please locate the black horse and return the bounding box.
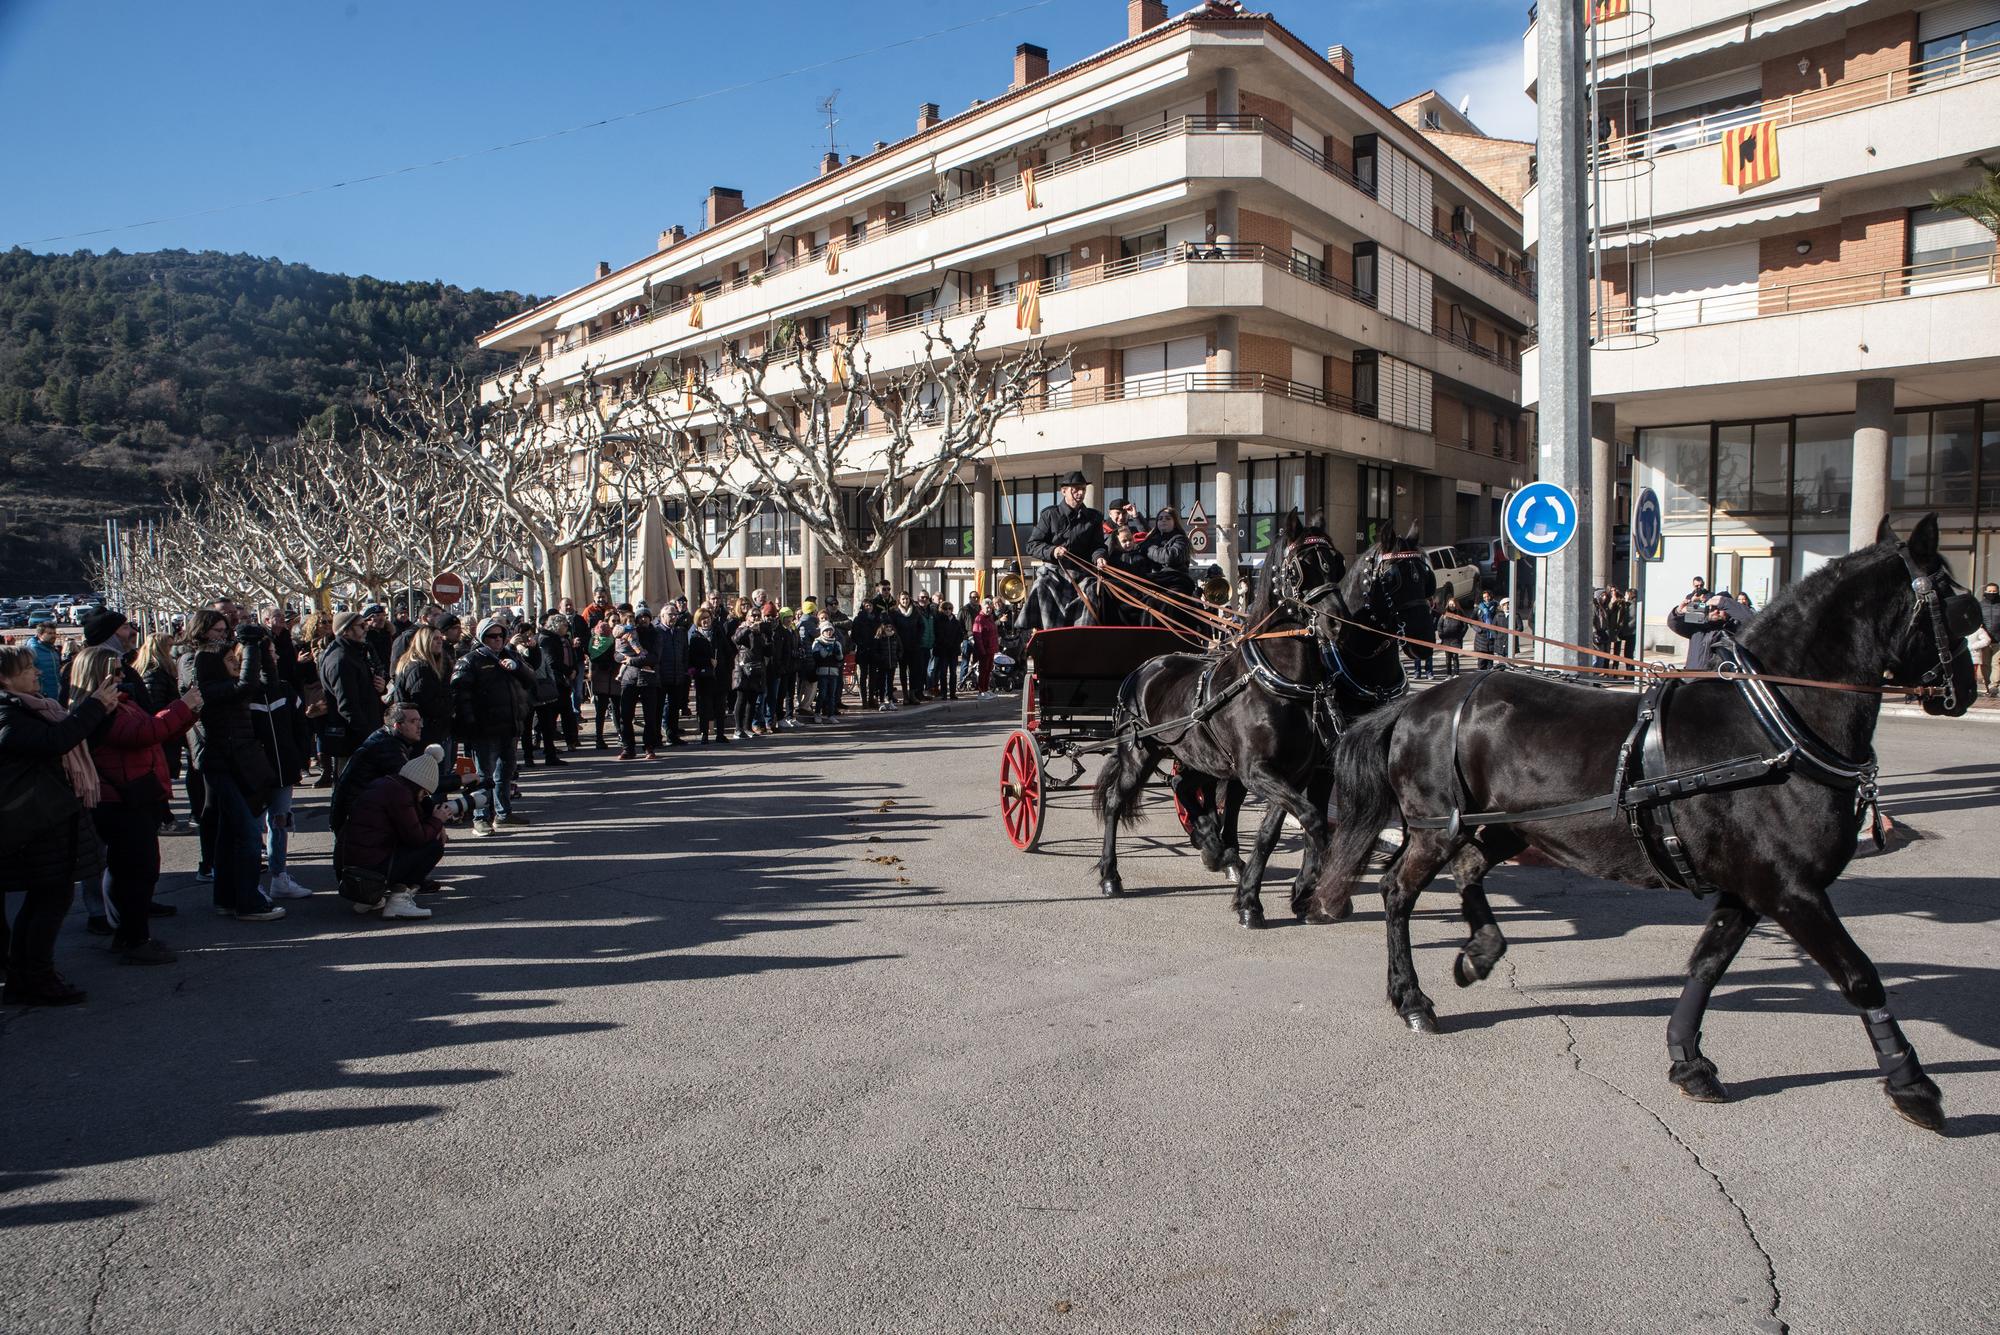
[1311,515,1978,1131]
[1093,515,1436,925]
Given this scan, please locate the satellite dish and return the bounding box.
[1458,94,1472,117]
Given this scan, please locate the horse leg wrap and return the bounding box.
[1863,1007,1922,1090]
[1666,1034,1702,1064]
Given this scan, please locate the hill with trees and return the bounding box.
[0,247,534,592]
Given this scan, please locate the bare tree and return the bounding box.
[611,374,763,596]
[691,316,1058,592]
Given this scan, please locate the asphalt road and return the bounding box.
[2,698,1996,1334]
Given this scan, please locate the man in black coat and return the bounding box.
[317,611,385,780]
[450,617,534,832]
[330,704,425,843]
[1025,471,1108,625]
[650,608,689,744]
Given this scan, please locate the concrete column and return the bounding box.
[1214,439,1240,582]
[1424,476,1453,545]
[1849,376,1895,551]
[1216,66,1238,118]
[1590,401,1617,592]
[1214,190,1239,248]
[1081,453,1105,510]
[1324,455,1358,554]
[1214,314,1239,375]
[972,462,994,598]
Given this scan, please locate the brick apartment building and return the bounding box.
[476,0,1536,608]
[1521,0,2000,646]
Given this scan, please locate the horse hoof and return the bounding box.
[1887,1077,1946,1133]
[1224,863,1242,887]
[1402,1007,1439,1035]
[1299,908,1335,925]
[1452,953,1481,988]
[1669,1057,1730,1104]
[1099,878,1125,898]
[1238,906,1265,929]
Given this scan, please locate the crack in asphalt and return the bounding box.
[85,1218,128,1334]
[1500,959,1787,1335]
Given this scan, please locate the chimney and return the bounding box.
[1128,0,1167,37]
[1013,43,1049,89]
[846,154,860,164]
[1325,45,1355,79]
[594,261,611,279]
[917,101,941,131]
[704,186,744,228]
[820,151,841,177]
[873,140,888,152]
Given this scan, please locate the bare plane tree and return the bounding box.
[611,373,763,597]
[692,315,1058,592]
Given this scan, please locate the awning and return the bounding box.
[555,275,654,331]
[1601,193,1820,247]
[1750,0,1870,40]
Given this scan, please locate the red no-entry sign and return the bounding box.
[431,573,465,604]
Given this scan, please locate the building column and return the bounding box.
[1325,456,1358,555]
[1850,376,1895,552]
[1214,190,1238,249]
[1216,65,1238,118]
[1424,476,1453,545]
[1215,313,1239,381]
[1590,401,1617,591]
[1081,453,1105,510]
[1215,439,1240,583]
[972,462,994,598]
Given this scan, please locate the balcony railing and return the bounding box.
[1431,226,1537,297]
[1599,38,2000,165]
[1570,253,1999,343]
[851,369,1377,439]
[507,113,1397,371]
[1432,323,1523,372]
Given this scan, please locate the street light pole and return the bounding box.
[1537,0,1595,663]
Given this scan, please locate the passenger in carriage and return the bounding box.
[1141,506,1197,599]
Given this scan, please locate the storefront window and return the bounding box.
[1715,421,1789,513]
[1792,414,1853,529]
[1983,403,2000,511]
[1892,412,1931,509]
[1933,407,1977,509]
[1641,425,1711,515]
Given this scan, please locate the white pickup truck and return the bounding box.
[1423,546,1480,605]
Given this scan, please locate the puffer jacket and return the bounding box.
[1980,592,2000,639]
[330,725,417,834]
[338,775,445,873]
[731,619,769,690]
[28,637,63,698]
[450,636,534,738]
[0,689,110,889]
[393,658,454,746]
[89,696,196,804]
[189,639,278,804]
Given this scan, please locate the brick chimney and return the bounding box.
[594,261,611,279]
[873,140,888,152]
[820,152,841,177]
[1013,43,1049,90]
[704,187,744,228]
[1325,45,1355,79]
[917,101,941,131]
[1128,0,1167,37]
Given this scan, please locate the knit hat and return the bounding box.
[399,750,440,793]
[362,603,386,618]
[543,613,568,632]
[82,609,127,647]
[475,616,506,642]
[762,601,778,617]
[616,624,635,637]
[778,606,794,618]
[333,610,362,636]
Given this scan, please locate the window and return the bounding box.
[1641,425,1713,516]
[1715,421,1789,512]
[743,501,799,558]
[1121,229,1168,271]
[847,305,869,336]
[1420,109,1442,131]
[1792,415,1853,528]
[1353,135,1377,193]
[907,485,976,559]
[1357,462,1393,550]
[1983,402,2000,510]
[1917,13,2000,81]
[1893,412,1932,509]
[1909,205,1996,292]
[1352,351,1379,415]
[1043,251,1071,291]
[1353,242,1378,303]
[1636,68,1763,153]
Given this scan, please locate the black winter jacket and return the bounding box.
[451,644,533,738]
[190,638,279,802]
[318,637,383,757]
[393,659,454,746]
[0,690,109,889]
[330,726,417,834]
[1027,500,1107,564]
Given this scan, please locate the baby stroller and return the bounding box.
[990,624,1028,694]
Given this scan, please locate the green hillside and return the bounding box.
[0,247,534,592]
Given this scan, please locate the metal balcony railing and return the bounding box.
[1431,226,1538,297]
[1432,323,1524,372]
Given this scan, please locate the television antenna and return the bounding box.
[817,91,843,157]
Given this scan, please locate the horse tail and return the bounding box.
[1093,674,1149,831]
[1319,693,1416,910]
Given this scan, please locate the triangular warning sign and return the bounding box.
[1187,500,1210,527]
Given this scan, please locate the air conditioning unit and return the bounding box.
[1452,205,1476,237]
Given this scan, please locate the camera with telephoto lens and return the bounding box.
[440,774,492,821]
[234,621,268,645]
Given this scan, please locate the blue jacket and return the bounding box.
[29,637,62,698]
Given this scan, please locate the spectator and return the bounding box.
[0,643,120,1004]
[731,604,771,739]
[1611,587,1639,665]
[654,604,689,746]
[361,603,394,679]
[768,607,799,731]
[28,622,63,698]
[687,609,727,743]
[1472,589,1503,670]
[134,631,189,833]
[1672,592,1754,672]
[1977,581,2000,699]
[586,619,619,749]
[249,624,313,902]
[970,599,1002,698]
[338,749,446,922]
[451,617,533,833]
[810,618,844,720]
[174,611,229,877]
[192,621,286,921]
[1436,596,1467,676]
[613,622,660,760]
[330,703,427,849]
[392,628,455,755]
[932,600,965,700]
[891,592,929,707]
[318,610,386,782]
[77,645,200,963]
[515,621,568,768]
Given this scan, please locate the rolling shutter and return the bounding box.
[1651,67,1761,117]
[1920,0,2000,40]
[1638,242,1758,329]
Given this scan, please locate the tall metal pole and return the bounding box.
[1537,0,1595,664]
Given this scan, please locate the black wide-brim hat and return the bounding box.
[1058,470,1089,488]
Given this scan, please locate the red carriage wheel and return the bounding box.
[999,728,1047,852]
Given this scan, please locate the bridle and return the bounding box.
[1354,547,1437,650]
[1271,534,1343,613]
[1891,542,1980,713]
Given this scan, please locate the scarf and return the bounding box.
[16,691,100,809]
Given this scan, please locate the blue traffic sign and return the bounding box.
[1503,482,1579,558]
[1632,486,1663,561]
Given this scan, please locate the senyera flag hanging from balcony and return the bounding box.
[1721,119,1781,190]
[1587,0,1628,23]
[826,239,843,275]
[1021,164,1042,211]
[683,366,698,411]
[1016,278,1042,333]
[689,288,705,330]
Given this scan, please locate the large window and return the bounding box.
[1918,14,2000,77]
[1984,402,2000,510]
[1896,407,1980,509]
[1358,463,1394,550]
[1644,425,1713,516]
[1715,421,1789,513]
[743,501,799,557]
[1792,414,1854,530]
[907,484,977,560]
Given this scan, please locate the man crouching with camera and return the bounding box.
[337,747,452,921]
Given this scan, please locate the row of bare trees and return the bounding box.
[107,316,1057,618]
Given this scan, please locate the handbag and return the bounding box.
[1970,626,1993,653]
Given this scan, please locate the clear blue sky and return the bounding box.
[0,0,1532,299]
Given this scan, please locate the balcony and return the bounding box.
[1521,256,2000,410]
[1524,0,1883,95]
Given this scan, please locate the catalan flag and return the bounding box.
[1587,0,1628,24]
[683,366,697,411]
[689,289,705,329]
[825,239,843,275]
[1021,164,1041,211]
[1015,278,1041,333]
[1721,119,1780,190]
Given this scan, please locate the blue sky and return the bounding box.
[0,0,1531,298]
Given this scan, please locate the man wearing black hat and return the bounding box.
[1027,471,1107,570]
[82,608,150,708]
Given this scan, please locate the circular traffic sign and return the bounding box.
[1502,482,1579,559]
[1632,487,1663,561]
[431,572,466,604]
[1189,526,1210,553]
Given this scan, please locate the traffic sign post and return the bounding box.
[1502,482,1579,559]
[431,572,465,606]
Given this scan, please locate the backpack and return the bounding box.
[531,650,560,705]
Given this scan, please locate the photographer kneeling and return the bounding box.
[338,748,450,922]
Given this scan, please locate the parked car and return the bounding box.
[25,609,54,628]
[1423,546,1479,605]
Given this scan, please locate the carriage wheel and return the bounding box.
[999,729,1047,852]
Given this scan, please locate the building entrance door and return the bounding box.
[1737,552,1778,610]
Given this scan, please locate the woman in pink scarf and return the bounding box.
[0,642,121,1005]
[969,599,1003,699]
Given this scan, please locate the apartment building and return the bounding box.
[1521,0,2000,646]
[477,0,1535,609]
